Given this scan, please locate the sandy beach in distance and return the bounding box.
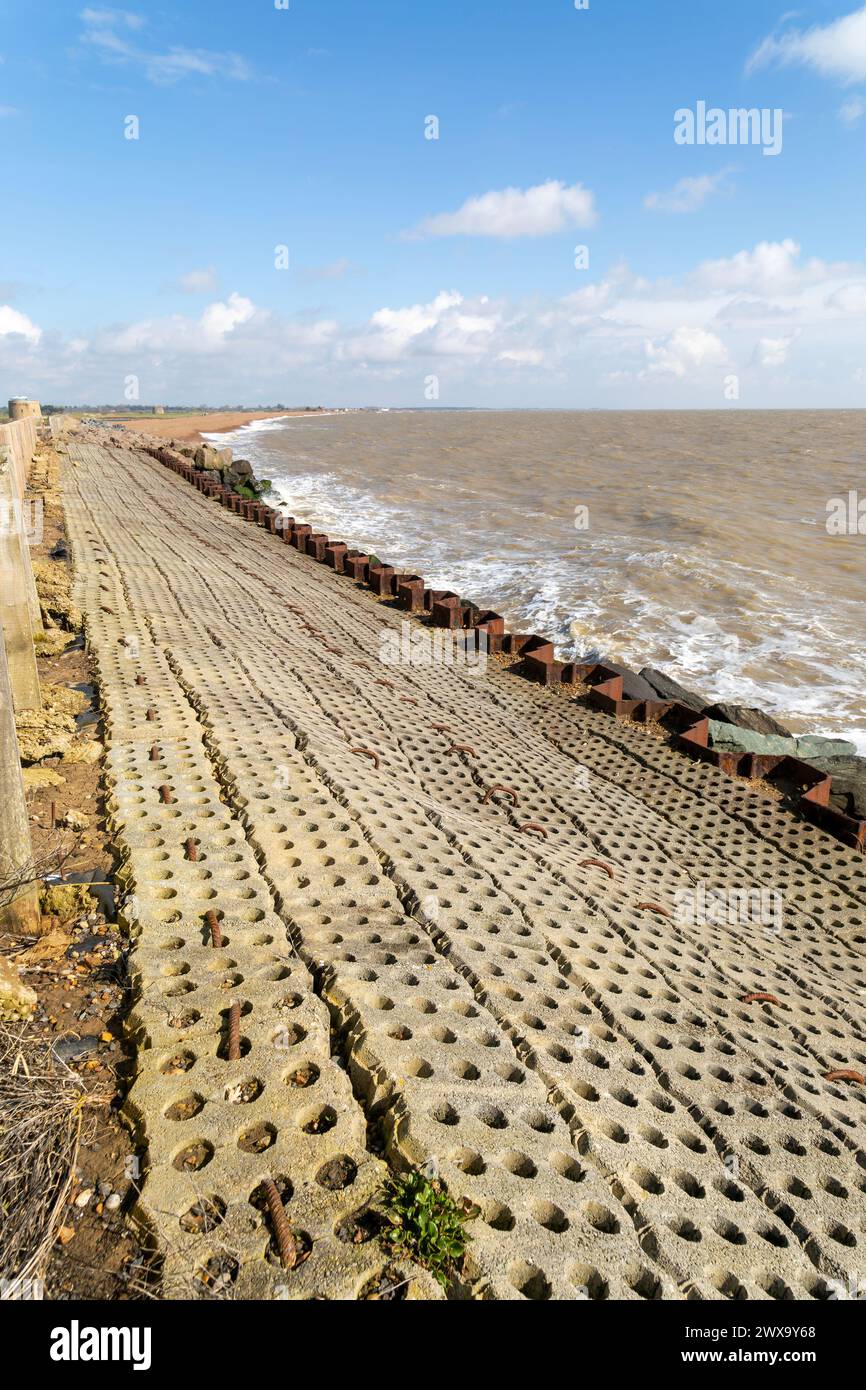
[115,409,316,444]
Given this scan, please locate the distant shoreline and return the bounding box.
[115,409,317,444]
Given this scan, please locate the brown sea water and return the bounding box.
[210,409,866,750]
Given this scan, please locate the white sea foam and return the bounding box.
[223,411,866,753]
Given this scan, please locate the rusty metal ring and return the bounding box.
[482,785,519,806]
[351,747,380,769]
[518,822,548,839]
[579,858,615,880]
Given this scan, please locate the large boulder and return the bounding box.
[194,446,223,471]
[708,721,795,757]
[805,755,866,819]
[796,735,857,761]
[703,703,793,738]
[596,663,659,703]
[639,667,707,712]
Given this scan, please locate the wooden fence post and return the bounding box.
[0,443,41,711]
[0,620,41,933]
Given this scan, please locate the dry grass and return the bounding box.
[0,1022,96,1295]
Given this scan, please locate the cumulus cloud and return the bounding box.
[406,180,596,239]
[686,239,855,296]
[103,292,256,354]
[641,327,729,379]
[4,240,866,404]
[79,7,253,84]
[176,266,219,294]
[753,335,796,368]
[0,305,41,344]
[644,170,732,214]
[747,4,866,85]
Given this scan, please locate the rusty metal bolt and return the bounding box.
[205,910,223,948]
[446,744,477,758]
[824,1069,865,1084]
[227,1002,241,1061]
[430,723,453,733]
[261,1178,300,1269]
[635,902,671,919]
[145,707,157,722]
[579,858,615,880]
[149,743,161,761]
[518,822,548,839]
[351,747,380,769]
[481,785,519,806]
[135,673,146,686]
[159,784,174,804]
[375,678,394,689]
[741,992,780,1006]
[185,838,199,862]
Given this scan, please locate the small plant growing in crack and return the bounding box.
[379,1168,476,1289]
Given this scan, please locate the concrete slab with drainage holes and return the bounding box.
[61,431,866,1303]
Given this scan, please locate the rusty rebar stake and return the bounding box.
[227,1002,241,1060]
[261,1178,299,1269]
[205,910,223,948]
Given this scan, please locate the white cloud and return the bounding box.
[0,305,41,344]
[0,105,19,117]
[839,95,866,124]
[641,327,729,379]
[686,238,854,295]
[6,240,866,405]
[104,292,256,354]
[407,180,597,239]
[753,334,795,367]
[748,4,866,85]
[826,281,866,312]
[176,266,219,294]
[644,170,732,214]
[79,7,252,84]
[300,258,354,282]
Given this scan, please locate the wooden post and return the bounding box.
[0,444,41,711]
[0,622,40,933]
[0,429,42,635]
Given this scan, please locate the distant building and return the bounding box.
[152,405,165,415]
[8,397,42,420]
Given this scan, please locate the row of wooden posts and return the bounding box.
[0,405,45,933]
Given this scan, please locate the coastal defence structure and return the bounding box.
[8,396,42,422]
[51,419,866,1301]
[0,400,42,932]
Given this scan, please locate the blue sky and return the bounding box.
[2,0,865,406]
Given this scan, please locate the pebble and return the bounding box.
[97,1180,112,1197]
[75,1190,93,1208]
[105,1193,122,1212]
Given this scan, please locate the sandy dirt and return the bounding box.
[114,410,319,444]
[0,437,147,1299]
